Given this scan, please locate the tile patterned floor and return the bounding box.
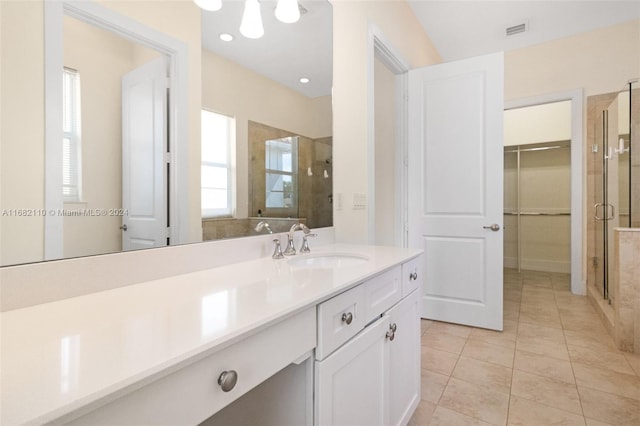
[409,269,640,426]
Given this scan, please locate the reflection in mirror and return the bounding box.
[265,137,298,211]
[200,0,333,241]
[0,0,332,266]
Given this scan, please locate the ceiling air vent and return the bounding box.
[506,22,528,37]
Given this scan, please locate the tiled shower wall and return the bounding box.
[613,229,640,353]
[247,121,333,229]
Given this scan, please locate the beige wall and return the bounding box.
[373,56,397,246]
[504,101,572,146]
[201,49,332,219]
[505,19,640,101]
[1,1,46,265]
[332,0,441,243]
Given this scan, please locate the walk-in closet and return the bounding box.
[504,101,572,274]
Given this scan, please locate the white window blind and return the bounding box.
[201,110,235,218]
[62,68,82,202]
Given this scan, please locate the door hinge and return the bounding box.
[166,227,171,238]
[164,152,172,163]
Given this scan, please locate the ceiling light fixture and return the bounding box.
[219,33,234,42]
[299,77,310,83]
[194,0,222,12]
[275,0,300,24]
[240,0,264,39]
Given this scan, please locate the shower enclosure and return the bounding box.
[592,82,639,303]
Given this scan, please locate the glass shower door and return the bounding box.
[594,84,632,302]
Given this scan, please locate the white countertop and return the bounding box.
[1,244,421,425]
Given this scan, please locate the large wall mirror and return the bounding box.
[0,0,332,267]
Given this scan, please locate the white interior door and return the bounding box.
[408,53,504,330]
[122,56,168,251]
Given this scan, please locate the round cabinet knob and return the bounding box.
[217,370,238,392]
[120,224,128,231]
[409,272,418,280]
[341,312,353,325]
[386,330,395,341]
[390,323,397,333]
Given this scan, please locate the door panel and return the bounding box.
[122,57,168,251]
[314,316,389,426]
[388,290,420,426]
[408,53,504,330]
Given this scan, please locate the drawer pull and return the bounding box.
[341,312,353,325]
[217,370,238,392]
[386,323,397,341]
[409,272,418,281]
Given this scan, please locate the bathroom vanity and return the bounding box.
[1,244,422,425]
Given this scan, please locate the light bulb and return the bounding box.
[275,0,300,23]
[194,0,222,12]
[240,0,264,39]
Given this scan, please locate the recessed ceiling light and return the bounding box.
[219,33,234,42]
[299,77,310,84]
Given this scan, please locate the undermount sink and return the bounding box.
[287,253,370,268]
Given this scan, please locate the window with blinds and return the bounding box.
[265,136,298,209]
[62,68,82,202]
[201,109,235,218]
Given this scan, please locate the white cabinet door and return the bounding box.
[315,316,390,426]
[387,289,421,426]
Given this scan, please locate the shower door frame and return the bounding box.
[505,89,585,295]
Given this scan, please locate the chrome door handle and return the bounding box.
[483,224,500,232]
[120,224,128,231]
[594,203,615,221]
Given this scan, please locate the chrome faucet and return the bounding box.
[284,223,310,256]
[254,221,273,234]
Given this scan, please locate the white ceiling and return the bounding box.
[201,0,332,98]
[408,0,640,62]
[201,1,640,98]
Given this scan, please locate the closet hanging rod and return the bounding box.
[503,212,571,216]
[504,145,570,153]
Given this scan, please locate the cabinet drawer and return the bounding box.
[68,308,316,426]
[401,256,422,297]
[363,266,402,322]
[316,284,366,360]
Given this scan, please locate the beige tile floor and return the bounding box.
[409,269,640,426]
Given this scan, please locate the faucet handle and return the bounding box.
[300,233,317,254]
[284,237,296,256]
[272,239,284,259]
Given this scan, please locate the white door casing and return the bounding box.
[122,57,168,251]
[408,53,504,330]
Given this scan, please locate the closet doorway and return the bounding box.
[504,100,574,277]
